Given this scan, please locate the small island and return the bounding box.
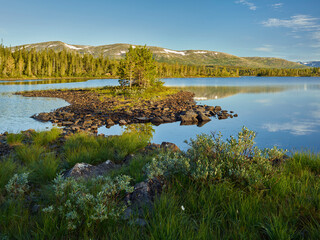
[16,46,236,134]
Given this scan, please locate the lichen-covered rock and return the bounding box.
[64,160,118,179]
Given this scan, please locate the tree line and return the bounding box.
[0,44,319,79]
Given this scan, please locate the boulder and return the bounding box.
[180,114,198,124]
[135,117,151,123]
[124,179,163,217]
[185,110,198,117]
[64,160,118,179]
[143,143,161,152]
[119,119,127,125]
[215,106,222,111]
[62,121,74,126]
[161,116,173,123]
[106,118,115,126]
[196,112,211,122]
[160,142,180,152]
[151,117,164,125]
[34,112,51,122]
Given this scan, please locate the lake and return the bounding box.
[1,77,320,152]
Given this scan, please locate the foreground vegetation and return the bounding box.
[0,127,320,239]
[1,44,320,80]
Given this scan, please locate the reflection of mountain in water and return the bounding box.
[177,86,286,100]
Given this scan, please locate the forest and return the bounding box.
[0,45,319,79]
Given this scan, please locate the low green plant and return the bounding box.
[0,157,17,191]
[28,153,60,184]
[42,175,133,232]
[15,144,46,165]
[32,127,62,146]
[6,133,25,146]
[109,153,156,183]
[5,173,30,199]
[64,129,151,167]
[0,199,31,239]
[63,133,111,167]
[146,127,287,187]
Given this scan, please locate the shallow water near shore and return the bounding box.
[1,77,320,152]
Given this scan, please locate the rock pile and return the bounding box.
[18,89,237,134]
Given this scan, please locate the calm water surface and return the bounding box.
[1,77,320,152]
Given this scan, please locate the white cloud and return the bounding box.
[272,3,283,9]
[262,15,319,29]
[254,45,273,52]
[262,15,320,48]
[255,99,272,105]
[235,0,257,11]
[263,122,315,136]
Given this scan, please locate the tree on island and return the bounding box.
[118,46,160,88]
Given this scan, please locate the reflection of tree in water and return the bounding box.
[178,86,286,100]
[122,123,155,142]
[0,78,91,85]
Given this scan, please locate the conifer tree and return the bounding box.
[118,46,158,88]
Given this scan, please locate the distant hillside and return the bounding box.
[298,61,320,68]
[12,41,307,69]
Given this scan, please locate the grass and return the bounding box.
[93,85,179,110]
[28,153,60,184]
[0,157,17,191]
[32,127,62,146]
[15,144,46,165]
[0,129,320,239]
[6,133,25,146]
[64,126,152,167]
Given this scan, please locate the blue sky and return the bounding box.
[0,0,319,61]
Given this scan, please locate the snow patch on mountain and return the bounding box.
[163,49,186,56]
[64,43,83,50]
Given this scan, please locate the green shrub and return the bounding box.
[146,127,287,187]
[42,175,133,231]
[5,173,30,199]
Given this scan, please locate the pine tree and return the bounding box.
[118,46,158,88]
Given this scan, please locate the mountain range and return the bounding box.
[298,61,320,68]
[13,41,307,69]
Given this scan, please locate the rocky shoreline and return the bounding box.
[17,89,237,134]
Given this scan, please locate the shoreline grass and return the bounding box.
[0,128,319,239]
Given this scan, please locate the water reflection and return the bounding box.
[0,78,93,85]
[178,86,285,100]
[101,78,320,151]
[0,77,320,152]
